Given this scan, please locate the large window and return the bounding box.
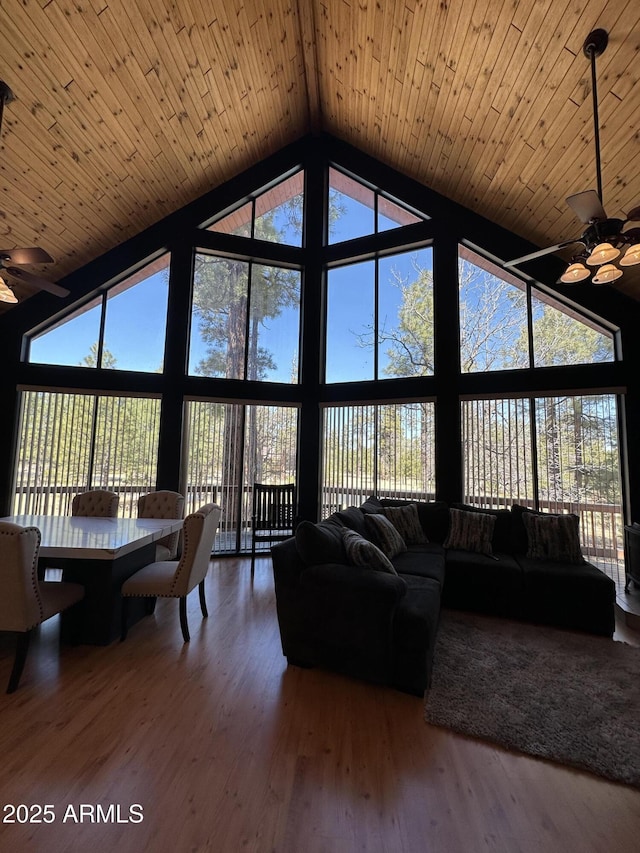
[14,391,161,517]
[322,402,435,513]
[184,401,299,553]
[460,247,615,372]
[189,254,301,383]
[326,247,434,382]
[28,255,170,372]
[462,394,624,581]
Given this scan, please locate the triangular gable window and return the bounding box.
[328,167,427,244]
[206,171,304,247]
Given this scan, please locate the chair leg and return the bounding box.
[145,596,157,615]
[7,631,32,694]
[179,597,190,642]
[251,539,256,580]
[199,580,208,618]
[120,598,130,642]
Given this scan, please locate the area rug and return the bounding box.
[425,610,640,787]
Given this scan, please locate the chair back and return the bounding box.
[138,490,184,559]
[252,483,296,534]
[0,522,43,632]
[170,504,221,597]
[72,490,119,517]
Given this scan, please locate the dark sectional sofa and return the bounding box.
[270,497,616,696]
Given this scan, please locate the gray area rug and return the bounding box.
[425,610,640,787]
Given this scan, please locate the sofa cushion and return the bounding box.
[342,528,398,574]
[522,511,584,564]
[518,556,615,636]
[444,508,496,556]
[295,519,346,566]
[442,550,524,618]
[360,495,384,514]
[364,512,407,557]
[393,545,446,584]
[382,503,429,545]
[336,506,369,538]
[380,498,450,543]
[452,502,513,553]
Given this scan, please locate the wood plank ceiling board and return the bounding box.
[0,0,640,312]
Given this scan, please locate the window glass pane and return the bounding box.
[28,297,102,366]
[378,197,423,232]
[207,202,252,237]
[326,260,374,382]
[322,402,435,514]
[254,172,304,246]
[190,254,249,378]
[13,391,160,517]
[184,400,299,553]
[379,247,434,377]
[459,249,528,372]
[102,255,169,372]
[248,264,301,382]
[462,398,534,508]
[535,394,623,582]
[328,168,375,243]
[532,291,615,367]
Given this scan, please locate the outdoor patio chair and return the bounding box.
[251,483,297,578]
[0,521,84,693]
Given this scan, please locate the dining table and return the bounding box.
[0,514,184,645]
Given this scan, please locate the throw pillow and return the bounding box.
[522,512,584,564]
[443,508,496,556]
[342,528,398,574]
[364,512,407,557]
[295,520,346,566]
[382,503,429,546]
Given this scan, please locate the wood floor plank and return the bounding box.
[0,556,638,852]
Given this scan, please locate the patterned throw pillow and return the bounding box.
[382,503,429,546]
[364,512,407,557]
[443,508,496,556]
[342,528,398,574]
[523,512,584,564]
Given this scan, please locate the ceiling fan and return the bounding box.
[0,80,69,304]
[504,29,640,285]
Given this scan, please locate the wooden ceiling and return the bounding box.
[1,0,640,310]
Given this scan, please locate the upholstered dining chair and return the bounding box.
[137,490,185,561]
[120,503,222,643]
[0,521,84,693]
[71,489,119,517]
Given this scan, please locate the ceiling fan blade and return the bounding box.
[566,190,606,223]
[5,266,69,297]
[503,239,583,268]
[623,205,640,222]
[0,247,54,265]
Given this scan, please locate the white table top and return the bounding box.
[0,515,183,560]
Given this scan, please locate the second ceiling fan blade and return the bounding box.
[566,190,607,223]
[503,239,583,268]
[6,267,69,297]
[0,247,54,265]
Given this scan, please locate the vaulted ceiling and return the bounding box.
[1,0,640,311]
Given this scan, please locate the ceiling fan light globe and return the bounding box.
[560,262,590,283]
[0,280,18,303]
[619,243,640,266]
[592,263,623,284]
[586,242,620,265]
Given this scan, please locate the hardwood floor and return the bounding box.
[0,557,638,853]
